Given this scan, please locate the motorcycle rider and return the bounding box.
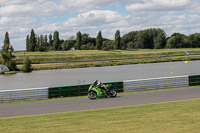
[93,80,108,93]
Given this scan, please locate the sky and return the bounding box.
[0,0,200,50]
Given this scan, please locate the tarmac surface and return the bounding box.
[1,87,200,118]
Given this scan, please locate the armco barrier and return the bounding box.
[48,84,90,98]
[189,75,200,86]
[48,81,123,98]
[1,75,199,103]
[123,75,189,92]
[0,87,48,103]
[106,81,123,93]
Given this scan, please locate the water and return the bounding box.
[0,60,200,90]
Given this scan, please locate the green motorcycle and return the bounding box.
[88,84,117,100]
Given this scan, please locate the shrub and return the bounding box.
[22,57,32,72]
[7,60,17,71]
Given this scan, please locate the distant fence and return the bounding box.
[0,75,200,103]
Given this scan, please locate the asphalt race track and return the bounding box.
[1,87,200,118]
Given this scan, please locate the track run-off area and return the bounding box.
[1,87,200,118]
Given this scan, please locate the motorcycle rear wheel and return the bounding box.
[109,90,117,98]
[88,91,97,100]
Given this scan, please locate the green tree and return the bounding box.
[188,33,200,48]
[121,28,167,49]
[53,31,60,50]
[1,32,17,71]
[44,35,48,51]
[96,31,103,50]
[82,33,90,45]
[154,34,163,49]
[80,33,96,49]
[36,35,40,51]
[166,36,176,48]
[29,29,36,52]
[154,30,166,49]
[114,30,121,49]
[7,60,17,71]
[121,31,137,50]
[80,44,88,50]
[39,35,44,51]
[1,44,13,66]
[86,43,96,50]
[75,31,82,50]
[126,41,135,49]
[22,57,32,72]
[166,33,189,48]
[135,31,146,49]
[4,32,10,45]
[26,35,30,52]
[48,34,53,50]
[102,40,114,51]
[145,28,157,49]
[62,40,75,50]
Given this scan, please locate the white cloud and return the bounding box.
[62,0,132,9]
[0,17,37,27]
[0,0,48,5]
[36,23,61,33]
[0,5,34,16]
[0,2,66,17]
[65,10,124,27]
[0,0,200,50]
[62,10,128,39]
[64,0,115,8]
[126,0,190,11]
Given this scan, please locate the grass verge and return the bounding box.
[0,99,200,133]
[15,54,200,70]
[1,49,200,71]
[0,48,200,70]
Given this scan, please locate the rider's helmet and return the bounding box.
[94,80,98,85]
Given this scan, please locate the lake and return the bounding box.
[0,60,199,90]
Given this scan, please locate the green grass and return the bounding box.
[12,48,200,56]
[2,49,200,64]
[28,54,200,70]
[0,99,200,133]
[1,48,200,71]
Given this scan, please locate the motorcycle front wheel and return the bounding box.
[88,91,97,100]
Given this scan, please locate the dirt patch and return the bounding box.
[31,61,102,69]
[82,57,90,60]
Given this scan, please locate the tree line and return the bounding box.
[26,28,200,52]
[1,29,200,71]
[26,29,129,51]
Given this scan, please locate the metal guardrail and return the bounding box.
[0,82,123,103]
[0,87,48,103]
[1,75,200,103]
[123,75,189,92]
